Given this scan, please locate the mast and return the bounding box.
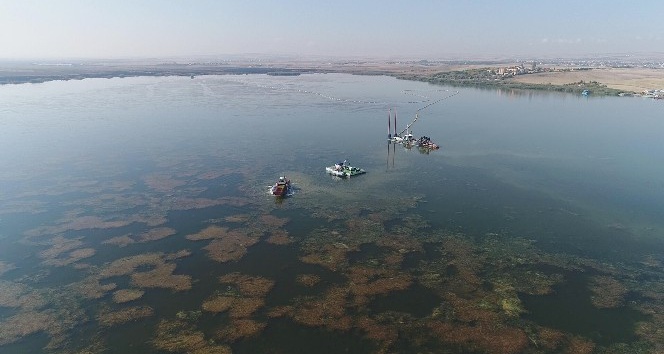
[394,108,397,137]
[388,109,391,139]
[398,113,418,137]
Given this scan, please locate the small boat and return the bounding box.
[271,176,291,196]
[325,160,366,178]
[416,136,439,150]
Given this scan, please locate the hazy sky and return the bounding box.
[1,0,663,60]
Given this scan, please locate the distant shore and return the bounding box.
[1,59,663,96]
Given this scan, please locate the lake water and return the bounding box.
[0,74,662,353]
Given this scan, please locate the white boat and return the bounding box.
[325,160,366,178]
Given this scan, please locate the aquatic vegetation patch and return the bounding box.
[346,265,413,307]
[367,282,441,318]
[265,229,294,245]
[103,227,177,247]
[440,236,486,293]
[588,275,628,308]
[102,235,135,247]
[354,315,399,352]
[43,248,96,267]
[170,197,230,210]
[112,289,145,304]
[507,267,564,296]
[565,335,596,354]
[152,319,232,354]
[633,282,664,353]
[300,240,359,271]
[202,273,273,339]
[0,311,55,346]
[24,215,133,239]
[97,252,192,291]
[259,214,289,228]
[97,305,155,327]
[202,296,235,313]
[219,273,275,298]
[0,261,16,276]
[290,286,353,331]
[143,174,187,193]
[426,318,529,354]
[296,274,320,287]
[130,262,192,291]
[69,276,117,300]
[224,214,251,223]
[186,225,260,263]
[0,280,47,310]
[226,297,266,318]
[137,227,177,242]
[201,231,260,263]
[38,236,84,260]
[214,318,266,342]
[186,225,230,241]
[0,280,87,350]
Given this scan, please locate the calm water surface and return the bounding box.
[0,74,662,353]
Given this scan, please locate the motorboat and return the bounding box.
[325,160,366,178]
[271,176,291,196]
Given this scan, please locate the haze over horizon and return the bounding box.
[1,0,663,60]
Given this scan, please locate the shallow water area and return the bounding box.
[0,74,663,353]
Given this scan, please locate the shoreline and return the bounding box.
[1,61,663,96]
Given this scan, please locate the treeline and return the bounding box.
[397,70,627,96]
